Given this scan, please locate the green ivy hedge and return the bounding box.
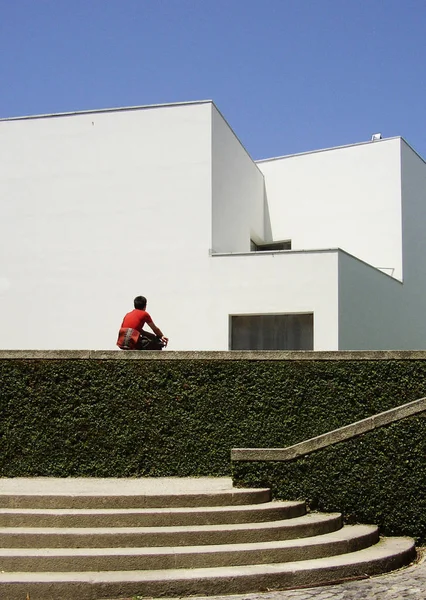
[232,415,426,544]
[0,357,425,541]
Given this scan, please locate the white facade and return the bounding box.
[1,101,425,351]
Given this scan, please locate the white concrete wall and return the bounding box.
[398,141,426,348]
[338,251,404,350]
[338,139,426,351]
[209,250,339,351]
[2,102,425,353]
[211,106,266,253]
[257,139,403,280]
[0,103,213,350]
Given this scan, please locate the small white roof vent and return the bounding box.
[371,133,383,141]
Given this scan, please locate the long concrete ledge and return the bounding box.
[2,350,426,361]
[231,397,426,462]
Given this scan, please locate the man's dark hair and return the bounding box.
[134,296,147,310]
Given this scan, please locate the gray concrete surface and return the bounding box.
[0,478,271,509]
[119,548,426,600]
[0,477,233,495]
[0,500,306,528]
[0,478,422,599]
[2,349,426,360]
[0,525,379,572]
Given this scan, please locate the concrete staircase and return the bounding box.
[0,478,416,600]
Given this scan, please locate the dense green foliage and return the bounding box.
[233,416,426,543]
[0,358,425,540]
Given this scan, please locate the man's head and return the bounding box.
[134,296,147,310]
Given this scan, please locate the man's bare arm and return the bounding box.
[148,321,169,345]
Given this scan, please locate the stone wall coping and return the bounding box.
[2,350,426,361]
[231,397,426,462]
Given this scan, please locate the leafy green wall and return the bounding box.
[232,416,426,543]
[0,357,425,540]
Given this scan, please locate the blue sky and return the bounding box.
[1,0,425,160]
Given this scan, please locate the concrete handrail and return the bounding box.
[231,397,426,462]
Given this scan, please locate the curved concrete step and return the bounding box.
[0,512,342,548]
[0,500,306,528]
[0,524,378,572]
[0,489,271,509]
[0,537,415,600]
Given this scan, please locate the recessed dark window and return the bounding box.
[230,313,313,350]
[250,240,291,251]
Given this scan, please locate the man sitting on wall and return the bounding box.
[117,296,169,350]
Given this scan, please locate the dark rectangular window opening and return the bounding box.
[230,313,313,351]
[250,240,291,252]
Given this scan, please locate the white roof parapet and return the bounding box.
[0,100,213,122]
[256,136,402,164]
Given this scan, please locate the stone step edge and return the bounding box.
[0,513,343,548]
[0,525,379,570]
[0,501,306,527]
[0,488,272,509]
[0,538,415,599]
[0,500,305,516]
[0,503,307,529]
[0,512,341,535]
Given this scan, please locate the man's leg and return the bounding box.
[137,330,164,350]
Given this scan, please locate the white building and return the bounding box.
[1,101,426,351]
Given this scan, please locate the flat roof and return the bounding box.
[257,136,426,165]
[1,101,423,165]
[256,136,402,163]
